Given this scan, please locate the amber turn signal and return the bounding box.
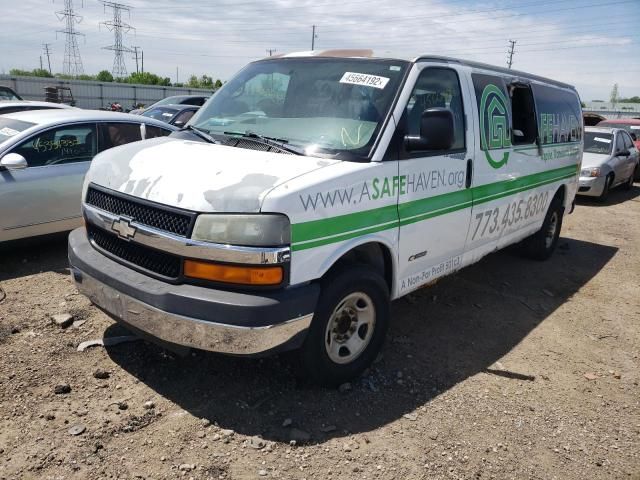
[183,259,283,286]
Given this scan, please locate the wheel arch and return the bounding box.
[318,237,396,295]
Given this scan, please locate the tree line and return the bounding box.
[8,68,223,90]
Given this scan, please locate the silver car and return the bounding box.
[578,127,639,201]
[0,109,177,242]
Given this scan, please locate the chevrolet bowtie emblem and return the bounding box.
[111,217,137,240]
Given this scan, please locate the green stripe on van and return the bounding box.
[291,164,578,251]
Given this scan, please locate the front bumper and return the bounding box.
[68,228,319,355]
[577,175,607,197]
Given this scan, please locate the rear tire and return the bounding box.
[597,175,612,203]
[300,264,390,386]
[522,194,564,261]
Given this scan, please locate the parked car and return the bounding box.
[69,50,583,385]
[0,100,76,115]
[130,95,210,114]
[0,86,22,101]
[578,127,639,201]
[141,104,200,127]
[0,110,177,242]
[596,118,640,179]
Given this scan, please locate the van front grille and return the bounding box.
[87,225,181,279]
[85,186,194,237]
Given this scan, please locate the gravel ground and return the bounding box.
[0,185,639,480]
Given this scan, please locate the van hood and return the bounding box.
[581,152,610,169]
[86,137,339,212]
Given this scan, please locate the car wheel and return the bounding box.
[300,264,390,386]
[597,174,613,203]
[522,194,564,261]
[623,171,634,191]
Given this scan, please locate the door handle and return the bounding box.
[465,159,473,189]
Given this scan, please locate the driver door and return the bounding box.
[0,123,96,240]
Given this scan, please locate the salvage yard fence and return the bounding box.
[0,75,213,110]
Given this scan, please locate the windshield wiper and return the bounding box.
[181,125,220,144]
[223,130,304,155]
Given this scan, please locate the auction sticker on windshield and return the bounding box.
[340,72,390,89]
[594,137,611,143]
[0,127,19,137]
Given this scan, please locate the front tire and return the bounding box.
[300,264,390,386]
[623,170,634,191]
[522,194,564,261]
[597,174,613,203]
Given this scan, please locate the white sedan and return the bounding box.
[0,100,76,115]
[578,127,639,202]
[0,109,178,242]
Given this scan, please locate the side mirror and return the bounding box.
[405,108,454,152]
[618,149,630,157]
[0,153,28,170]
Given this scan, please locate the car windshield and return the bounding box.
[584,132,613,154]
[0,88,21,101]
[0,117,35,145]
[151,97,188,108]
[598,123,640,139]
[189,57,409,159]
[142,107,178,122]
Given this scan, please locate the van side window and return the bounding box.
[531,84,582,145]
[510,85,537,145]
[404,67,465,153]
[471,74,512,156]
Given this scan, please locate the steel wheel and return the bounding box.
[324,292,376,364]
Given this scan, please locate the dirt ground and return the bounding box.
[1,185,639,480]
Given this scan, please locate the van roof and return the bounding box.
[273,50,576,91]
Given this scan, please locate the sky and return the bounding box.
[0,0,639,101]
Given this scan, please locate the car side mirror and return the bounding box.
[0,153,28,170]
[405,108,454,152]
[618,149,630,157]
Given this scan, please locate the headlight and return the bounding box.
[580,167,601,178]
[192,214,290,247]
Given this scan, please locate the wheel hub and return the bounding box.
[325,292,376,364]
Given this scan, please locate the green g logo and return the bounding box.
[480,84,511,169]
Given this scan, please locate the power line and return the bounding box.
[100,1,135,77]
[266,48,277,56]
[311,25,317,50]
[55,0,84,77]
[42,43,53,75]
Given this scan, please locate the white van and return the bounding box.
[68,51,582,385]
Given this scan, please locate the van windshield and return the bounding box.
[189,58,409,160]
[584,132,613,155]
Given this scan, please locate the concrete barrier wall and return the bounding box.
[0,75,213,109]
